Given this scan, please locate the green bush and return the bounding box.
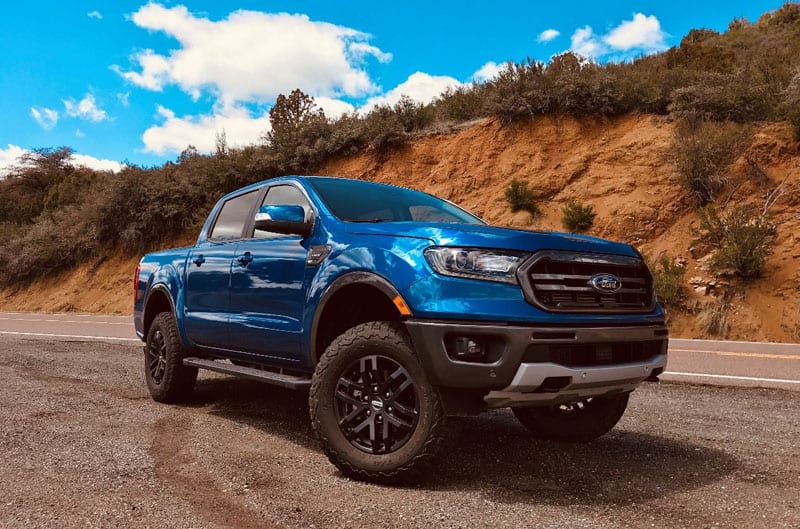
[672,119,750,206]
[561,200,596,232]
[783,70,800,140]
[697,205,776,278]
[435,84,487,122]
[362,105,407,153]
[504,179,540,216]
[393,95,435,132]
[649,255,687,307]
[483,60,551,124]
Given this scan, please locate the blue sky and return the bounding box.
[0,1,786,173]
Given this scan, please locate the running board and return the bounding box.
[183,357,311,390]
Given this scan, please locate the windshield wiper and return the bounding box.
[348,218,390,223]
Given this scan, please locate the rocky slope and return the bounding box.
[2,114,798,341]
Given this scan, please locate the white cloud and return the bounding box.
[570,26,606,58]
[569,14,667,59]
[473,61,503,82]
[117,92,130,107]
[70,153,123,172]
[0,144,29,176]
[63,94,108,122]
[116,3,390,106]
[75,129,86,138]
[0,144,121,177]
[538,29,560,43]
[315,97,355,118]
[142,104,270,155]
[30,107,59,130]
[361,72,461,110]
[87,10,102,20]
[604,13,667,51]
[348,42,392,63]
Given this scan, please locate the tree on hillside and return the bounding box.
[266,89,329,173]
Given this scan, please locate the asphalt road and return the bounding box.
[1,311,797,391]
[1,335,798,529]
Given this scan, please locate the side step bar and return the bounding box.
[183,357,311,390]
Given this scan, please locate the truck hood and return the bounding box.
[346,222,639,257]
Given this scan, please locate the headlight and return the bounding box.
[424,247,528,284]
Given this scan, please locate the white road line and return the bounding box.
[0,317,131,326]
[671,338,800,347]
[665,371,800,385]
[0,331,140,343]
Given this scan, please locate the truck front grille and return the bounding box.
[517,251,655,313]
[522,339,666,367]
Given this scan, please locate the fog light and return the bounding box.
[453,337,485,359]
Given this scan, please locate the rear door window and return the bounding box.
[209,190,260,241]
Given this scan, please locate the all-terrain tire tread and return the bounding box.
[146,312,197,403]
[309,321,446,483]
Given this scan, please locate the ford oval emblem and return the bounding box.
[589,273,622,294]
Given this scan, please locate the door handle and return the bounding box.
[192,255,205,266]
[237,252,253,267]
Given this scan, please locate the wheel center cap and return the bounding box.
[370,397,384,410]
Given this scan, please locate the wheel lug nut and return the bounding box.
[384,392,390,398]
[366,410,371,416]
[376,415,382,422]
[387,406,393,413]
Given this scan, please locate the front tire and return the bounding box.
[144,312,198,403]
[512,393,630,443]
[309,321,445,483]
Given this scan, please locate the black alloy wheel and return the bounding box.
[147,328,168,384]
[334,354,419,455]
[309,321,445,483]
[144,312,198,403]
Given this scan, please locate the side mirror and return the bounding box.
[254,205,313,238]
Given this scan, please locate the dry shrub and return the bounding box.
[697,300,730,337]
[672,120,750,206]
[649,254,687,307]
[697,205,776,279]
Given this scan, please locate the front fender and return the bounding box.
[302,243,432,362]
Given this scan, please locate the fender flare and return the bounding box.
[309,271,403,364]
[142,283,178,337]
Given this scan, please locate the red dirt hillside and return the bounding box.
[1,114,798,341]
[321,115,800,342]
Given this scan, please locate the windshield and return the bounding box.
[308,178,485,225]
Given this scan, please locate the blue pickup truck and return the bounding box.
[134,176,667,482]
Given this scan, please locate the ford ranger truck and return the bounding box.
[134,176,667,483]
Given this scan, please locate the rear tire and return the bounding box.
[309,321,446,483]
[512,393,630,443]
[144,312,197,403]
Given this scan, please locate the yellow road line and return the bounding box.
[670,348,800,360]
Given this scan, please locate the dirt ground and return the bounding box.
[1,337,798,529]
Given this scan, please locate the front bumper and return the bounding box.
[404,319,668,406]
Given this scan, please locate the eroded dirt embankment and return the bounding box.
[2,115,798,340]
